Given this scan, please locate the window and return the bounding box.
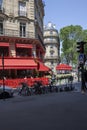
[20,22,26,37]
[50,30,53,34]
[50,45,53,48]
[50,51,54,56]
[51,61,53,65]
[19,2,26,16]
[0,20,3,34]
[0,0,2,10]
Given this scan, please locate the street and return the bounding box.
[0,85,87,130]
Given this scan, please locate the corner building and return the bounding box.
[0,0,45,78]
[44,22,60,75]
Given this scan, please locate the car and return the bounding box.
[0,85,14,99]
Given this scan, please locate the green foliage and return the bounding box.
[60,25,87,65]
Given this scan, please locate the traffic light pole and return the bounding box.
[77,41,86,92]
[80,63,86,92]
[2,52,5,100]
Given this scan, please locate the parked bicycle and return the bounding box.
[18,82,31,96]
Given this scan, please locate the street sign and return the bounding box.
[78,53,84,64]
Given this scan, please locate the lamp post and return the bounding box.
[2,52,5,99]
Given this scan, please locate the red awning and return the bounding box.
[38,62,51,72]
[56,64,72,70]
[0,42,9,47]
[16,43,33,48]
[0,58,37,69]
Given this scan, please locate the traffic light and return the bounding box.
[76,42,84,53]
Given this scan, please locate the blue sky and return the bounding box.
[44,0,87,32]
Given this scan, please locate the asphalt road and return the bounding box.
[0,90,87,130]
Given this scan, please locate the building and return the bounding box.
[0,0,45,78]
[44,22,60,74]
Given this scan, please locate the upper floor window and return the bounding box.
[0,0,2,5]
[18,2,26,16]
[20,22,26,37]
[50,51,54,56]
[0,20,3,35]
[0,0,2,10]
[50,45,53,48]
[50,30,53,34]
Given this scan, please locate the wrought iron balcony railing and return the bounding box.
[44,56,58,60]
[44,38,58,44]
[0,28,35,39]
[18,10,27,17]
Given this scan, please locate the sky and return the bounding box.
[44,0,87,32]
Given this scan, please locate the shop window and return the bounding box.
[0,20,3,35]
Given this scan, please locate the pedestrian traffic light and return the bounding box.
[78,64,82,71]
[76,41,85,53]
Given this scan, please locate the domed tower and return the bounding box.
[44,22,60,74]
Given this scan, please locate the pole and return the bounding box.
[2,52,5,99]
[77,41,87,92]
[80,64,86,92]
[78,69,80,82]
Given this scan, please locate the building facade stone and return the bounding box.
[0,0,45,78]
[44,22,60,74]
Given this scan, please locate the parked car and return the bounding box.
[0,85,14,99]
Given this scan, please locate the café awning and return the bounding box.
[38,61,51,72]
[0,57,37,69]
[16,43,33,48]
[56,64,72,70]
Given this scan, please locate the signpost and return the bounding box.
[78,53,84,64]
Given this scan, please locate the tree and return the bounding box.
[82,30,87,54]
[60,25,87,65]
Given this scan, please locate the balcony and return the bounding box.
[44,38,58,44]
[50,49,55,53]
[44,32,58,37]
[44,56,58,60]
[0,28,35,39]
[18,10,27,17]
